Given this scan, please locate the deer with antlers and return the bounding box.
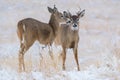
[55,9,85,71]
[17,5,65,72]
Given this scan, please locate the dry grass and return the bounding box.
[0,52,63,74]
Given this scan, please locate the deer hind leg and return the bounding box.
[19,42,35,72]
[19,39,35,72]
[62,47,66,70]
[73,48,80,71]
[19,43,25,72]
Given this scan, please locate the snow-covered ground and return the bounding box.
[0,0,120,80]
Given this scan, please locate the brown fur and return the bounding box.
[55,10,85,71]
[56,23,80,71]
[17,6,65,72]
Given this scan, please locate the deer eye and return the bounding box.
[67,20,71,23]
[61,15,63,18]
[76,18,79,22]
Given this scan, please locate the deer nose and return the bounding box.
[73,24,77,27]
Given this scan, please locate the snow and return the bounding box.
[0,0,120,80]
[0,66,120,80]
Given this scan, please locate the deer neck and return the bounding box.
[49,14,59,37]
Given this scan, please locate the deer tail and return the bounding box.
[17,21,25,43]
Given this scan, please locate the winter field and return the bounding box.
[0,0,120,80]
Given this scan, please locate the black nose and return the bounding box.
[73,24,77,27]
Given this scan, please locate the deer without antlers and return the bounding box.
[55,9,85,71]
[17,6,65,72]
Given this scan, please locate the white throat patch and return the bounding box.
[71,26,79,31]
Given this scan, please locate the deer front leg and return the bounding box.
[48,44,54,60]
[62,48,66,70]
[73,48,80,71]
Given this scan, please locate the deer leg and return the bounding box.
[19,44,26,72]
[18,43,25,72]
[73,48,80,71]
[22,43,34,71]
[19,52,22,72]
[19,52,25,72]
[19,40,35,72]
[48,44,54,60]
[62,48,66,70]
[22,48,26,71]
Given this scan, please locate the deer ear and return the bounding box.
[48,7,54,13]
[78,9,85,18]
[63,11,71,18]
[63,11,69,18]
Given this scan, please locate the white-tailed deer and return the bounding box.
[55,9,85,71]
[17,5,65,72]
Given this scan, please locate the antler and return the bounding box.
[77,6,81,16]
[54,4,57,11]
[67,10,72,18]
[78,6,81,11]
[54,4,56,8]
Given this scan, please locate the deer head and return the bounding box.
[63,9,85,31]
[47,5,65,23]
